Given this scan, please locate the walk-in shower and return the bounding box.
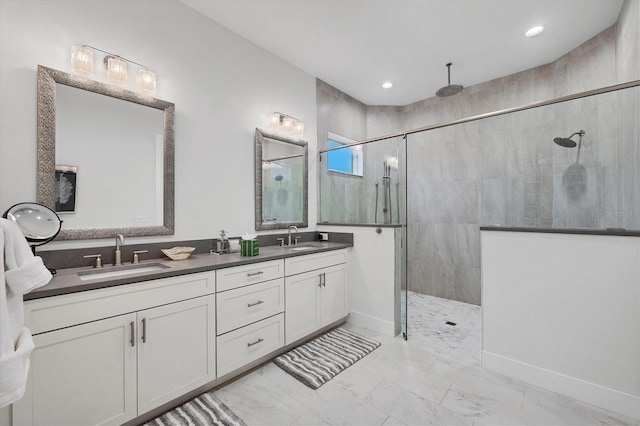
[318,79,638,341]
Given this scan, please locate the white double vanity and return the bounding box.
[11,246,349,426]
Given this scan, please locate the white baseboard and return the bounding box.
[482,351,640,420]
[347,310,396,337]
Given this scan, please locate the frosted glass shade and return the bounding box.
[136,68,156,94]
[269,112,280,128]
[293,120,304,137]
[107,56,128,86]
[71,45,93,76]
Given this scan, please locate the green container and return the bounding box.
[241,239,260,256]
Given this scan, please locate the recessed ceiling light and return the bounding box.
[525,26,544,37]
[382,81,393,89]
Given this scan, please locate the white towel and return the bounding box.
[0,328,34,408]
[0,218,52,407]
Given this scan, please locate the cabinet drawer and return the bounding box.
[216,259,284,292]
[217,278,284,335]
[25,271,216,335]
[217,313,284,377]
[285,249,347,277]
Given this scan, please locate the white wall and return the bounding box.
[318,225,399,336]
[0,0,318,249]
[481,231,640,419]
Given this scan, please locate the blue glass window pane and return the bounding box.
[327,140,353,174]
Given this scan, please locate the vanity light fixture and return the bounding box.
[269,112,304,138]
[70,45,157,94]
[525,26,544,37]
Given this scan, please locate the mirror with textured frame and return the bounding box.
[36,65,175,240]
[255,128,308,230]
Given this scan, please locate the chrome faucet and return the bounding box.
[287,225,298,246]
[114,234,124,266]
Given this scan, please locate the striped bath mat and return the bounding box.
[144,391,246,426]
[273,328,380,389]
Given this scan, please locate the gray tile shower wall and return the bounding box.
[400,18,635,305]
[317,80,406,225]
[318,3,638,305]
[316,79,368,224]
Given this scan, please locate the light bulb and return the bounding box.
[525,26,544,37]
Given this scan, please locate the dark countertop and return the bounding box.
[318,222,404,228]
[26,242,351,300]
[480,226,640,237]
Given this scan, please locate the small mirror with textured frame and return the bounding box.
[255,128,308,230]
[36,65,175,240]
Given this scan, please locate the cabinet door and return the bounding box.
[319,263,348,327]
[284,269,320,345]
[136,295,216,414]
[12,313,137,426]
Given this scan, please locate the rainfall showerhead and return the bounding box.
[436,63,464,97]
[553,130,585,148]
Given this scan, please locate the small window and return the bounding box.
[327,132,363,177]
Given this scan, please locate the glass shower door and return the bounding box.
[399,135,408,339]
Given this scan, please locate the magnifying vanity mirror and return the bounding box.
[36,65,174,240]
[3,202,62,252]
[255,128,308,230]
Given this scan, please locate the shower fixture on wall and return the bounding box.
[382,161,392,224]
[555,130,588,201]
[553,130,585,148]
[436,62,464,97]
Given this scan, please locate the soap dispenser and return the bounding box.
[217,229,230,254]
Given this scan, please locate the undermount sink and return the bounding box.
[78,262,170,281]
[287,242,328,251]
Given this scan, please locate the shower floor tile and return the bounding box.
[407,291,482,363]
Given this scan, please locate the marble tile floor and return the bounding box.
[214,292,637,426]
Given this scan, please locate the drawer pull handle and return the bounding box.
[247,271,264,277]
[247,338,264,347]
[129,321,135,347]
[142,318,147,343]
[247,300,264,307]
